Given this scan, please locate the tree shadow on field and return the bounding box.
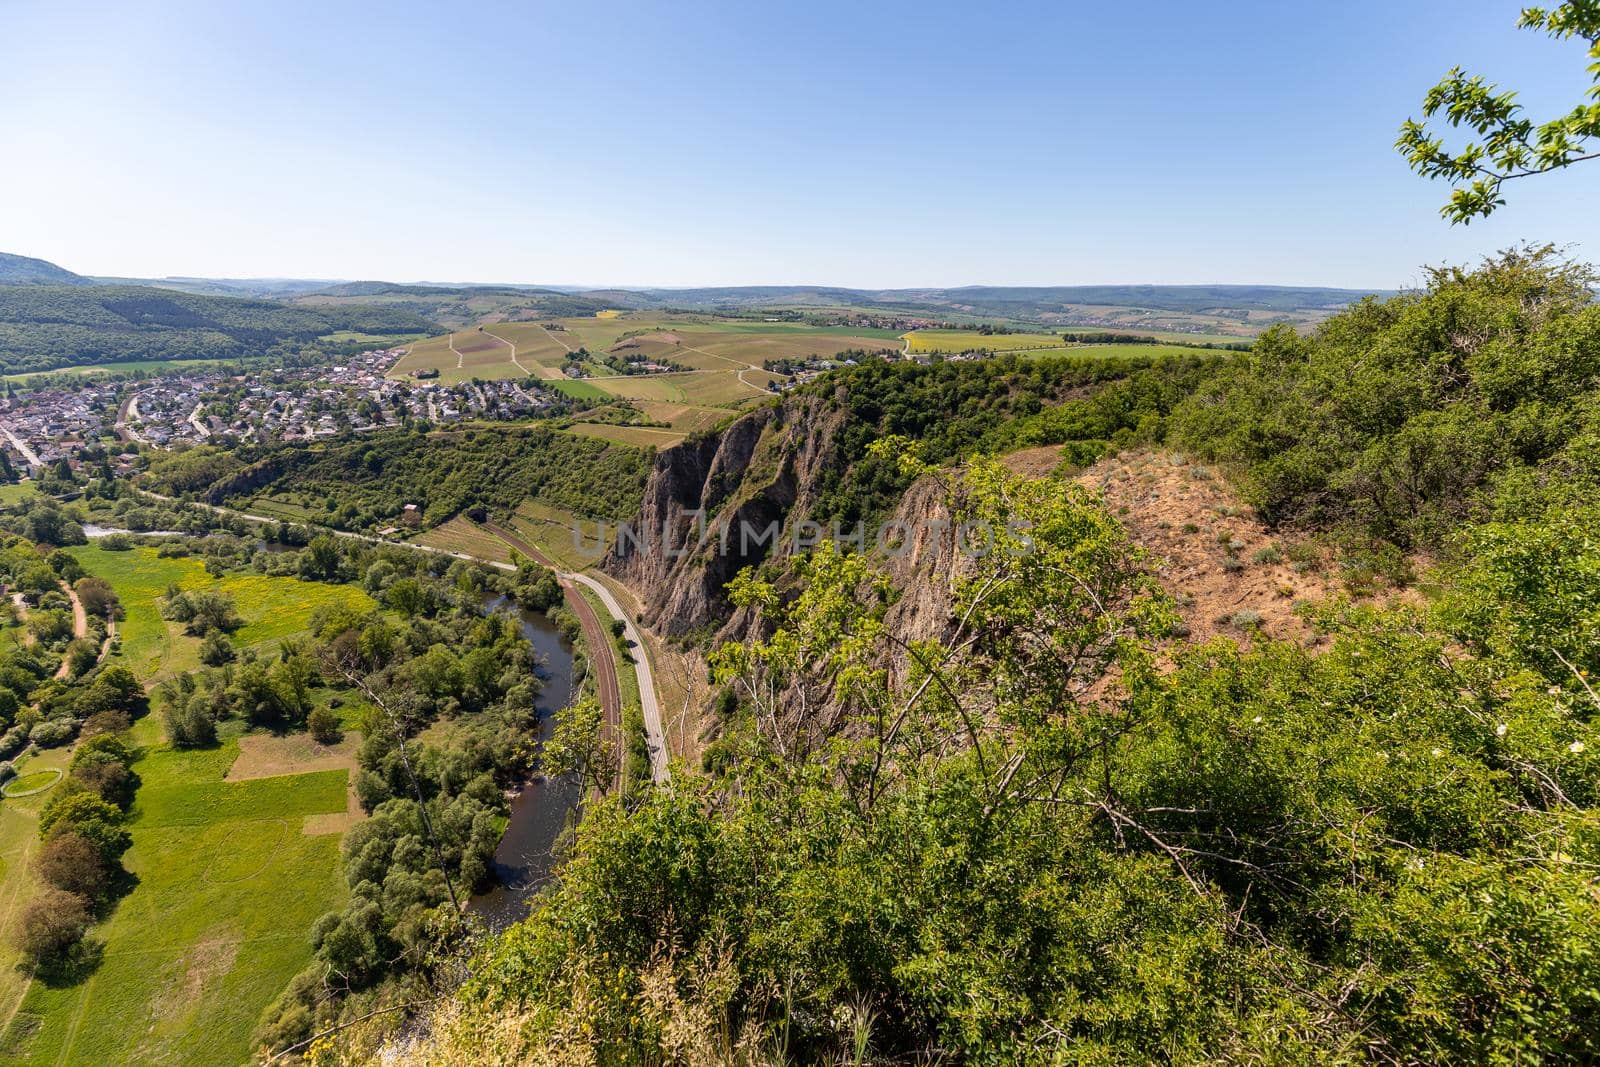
[29,937,105,988]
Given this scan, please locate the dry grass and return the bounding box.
[1012,448,1349,647]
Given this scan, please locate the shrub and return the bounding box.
[35,829,112,901]
[29,719,75,748]
[308,706,343,745]
[1251,544,1283,565]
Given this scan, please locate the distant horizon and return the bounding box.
[52,258,1399,296]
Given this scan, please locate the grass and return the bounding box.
[509,500,610,572]
[2,727,349,1067]
[0,483,39,506]
[1,358,269,386]
[904,329,1070,353]
[0,746,74,1034]
[563,423,686,447]
[316,330,428,345]
[0,772,60,798]
[413,516,513,565]
[65,546,375,682]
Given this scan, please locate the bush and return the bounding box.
[35,829,112,901]
[308,706,343,745]
[199,630,235,667]
[162,701,217,748]
[29,719,75,748]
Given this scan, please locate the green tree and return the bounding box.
[1398,2,1600,221]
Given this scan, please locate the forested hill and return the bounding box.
[0,284,438,373]
[0,252,89,287]
[380,249,1600,1066]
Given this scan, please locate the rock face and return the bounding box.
[604,391,969,657]
[603,393,848,639]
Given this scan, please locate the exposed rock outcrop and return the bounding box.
[603,393,851,639]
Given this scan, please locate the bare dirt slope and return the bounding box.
[1001,448,1343,646]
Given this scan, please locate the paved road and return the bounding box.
[0,423,41,468]
[479,523,620,730]
[566,573,667,782]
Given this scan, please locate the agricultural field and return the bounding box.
[564,422,691,447]
[508,499,609,573]
[413,515,514,565]
[904,329,1071,353]
[64,545,375,681]
[2,726,350,1067]
[387,314,890,408]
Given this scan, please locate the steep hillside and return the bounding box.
[603,352,1198,639]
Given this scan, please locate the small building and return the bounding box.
[400,503,423,527]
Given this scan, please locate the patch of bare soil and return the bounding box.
[227,731,366,830]
[226,731,357,781]
[1068,449,1344,646]
[147,930,240,1026]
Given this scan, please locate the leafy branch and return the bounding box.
[1397,2,1600,222]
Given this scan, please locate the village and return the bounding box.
[0,348,555,476]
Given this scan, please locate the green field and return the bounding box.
[1,357,271,386]
[2,728,349,1067]
[0,746,72,1024]
[0,552,373,1063]
[904,329,1076,353]
[65,545,376,681]
[316,330,428,345]
[0,483,39,506]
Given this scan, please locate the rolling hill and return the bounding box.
[0,284,438,374]
[0,252,90,287]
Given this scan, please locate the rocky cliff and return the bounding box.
[603,392,845,639]
[603,390,967,655]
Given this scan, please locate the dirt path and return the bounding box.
[539,324,575,353]
[480,327,531,376]
[51,581,88,680]
[448,333,466,369]
[672,342,769,397]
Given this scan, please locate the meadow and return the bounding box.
[2,726,349,1067]
[0,550,374,1063]
[903,329,1072,353]
[65,545,375,680]
[0,357,269,387]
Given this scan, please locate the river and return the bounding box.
[466,593,583,931]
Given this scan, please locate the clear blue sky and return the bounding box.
[2,0,1596,289]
